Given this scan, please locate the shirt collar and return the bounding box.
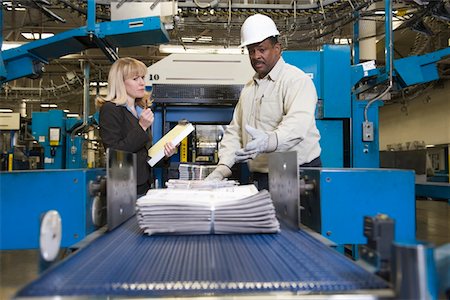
[253,57,285,84]
[124,104,144,119]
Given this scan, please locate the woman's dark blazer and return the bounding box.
[99,102,152,193]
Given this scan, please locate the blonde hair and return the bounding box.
[96,57,152,108]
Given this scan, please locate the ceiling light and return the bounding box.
[181,36,213,43]
[1,42,26,51]
[333,38,352,45]
[3,2,26,11]
[63,109,70,113]
[374,10,398,15]
[0,109,13,113]
[40,104,58,108]
[21,32,54,40]
[159,45,248,55]
[67,114,80,118]
[89,82,108,86]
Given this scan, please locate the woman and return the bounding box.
[96,57,176,196]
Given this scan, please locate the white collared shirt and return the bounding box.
[219,57,321,172]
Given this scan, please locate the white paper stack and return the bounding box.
[136,185,280,235]
[165,179,238,189]
[178,163,217,180]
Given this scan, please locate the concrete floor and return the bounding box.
[1,199,449,299]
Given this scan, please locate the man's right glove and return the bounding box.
[204,165,232,181]
[235,125,277,163]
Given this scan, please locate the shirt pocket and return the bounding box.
[259,94,283,129]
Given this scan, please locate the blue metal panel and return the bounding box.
[66,136,87,169]
[282,51,322,99]
[284,46,351,119]
[65,118,87,169]
[393,47,450,87]
[351,100,381,168]
[322,44,351,118]
[316,120,344,167]
[31,110,66,169]
[314,168,416,244]
[0,169,105,250]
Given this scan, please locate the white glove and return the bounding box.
[204,165,232,181]
[235,125,276,162]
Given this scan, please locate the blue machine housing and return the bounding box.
[31,110,87,169]
[300,168,416,244]
[0,168,105,250]
[32,110,67,169]
[66,118,88,169]
[283,45,360,168]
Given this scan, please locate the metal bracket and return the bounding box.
[268,151,300,229]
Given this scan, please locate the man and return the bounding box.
[206,14,321,190]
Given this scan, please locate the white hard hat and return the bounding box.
[239,14,280,48]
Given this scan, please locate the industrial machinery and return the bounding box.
[268,151,415,249]
[2,1,449,298]
[147,53,254,183]
[0,1,171,255]
[31,109,93,169]
[0,3,170,83]
[12,150,443,299]
[0,112,43,171]
[0,168,106,250]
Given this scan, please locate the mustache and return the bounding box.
[252,60,264,64]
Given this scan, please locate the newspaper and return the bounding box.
[178,163,217,180]
[165,179,238,189]
[136,184,280,235]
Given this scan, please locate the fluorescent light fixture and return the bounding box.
[0,108,13,113]
[1,41,26,50]
[3,2,26,11]
[21,32,54,40]
[40,104,58,108]
[67,113,80,118]
[181,36,213,43]
[426,144,435,148]
[374,10,398,15]
[333,38,352,45]
[63,109,70,113]
[89,82,108,87]
[159,45,248,55]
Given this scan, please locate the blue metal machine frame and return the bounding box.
[300,168,416,245]
[0,168,105,250]
[1,1,169,83]
[31,110,88,169]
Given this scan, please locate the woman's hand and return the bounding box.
[139,108,154,130]
[164,142,178,158]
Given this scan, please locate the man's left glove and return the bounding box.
[235,125,277,162]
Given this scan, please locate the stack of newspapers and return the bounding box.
[165,179,238,189]
[136,184,280,235]
[178,163,217,180]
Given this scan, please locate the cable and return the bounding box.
[363,0,393,123]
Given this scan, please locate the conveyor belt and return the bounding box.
[17,217,388,298]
